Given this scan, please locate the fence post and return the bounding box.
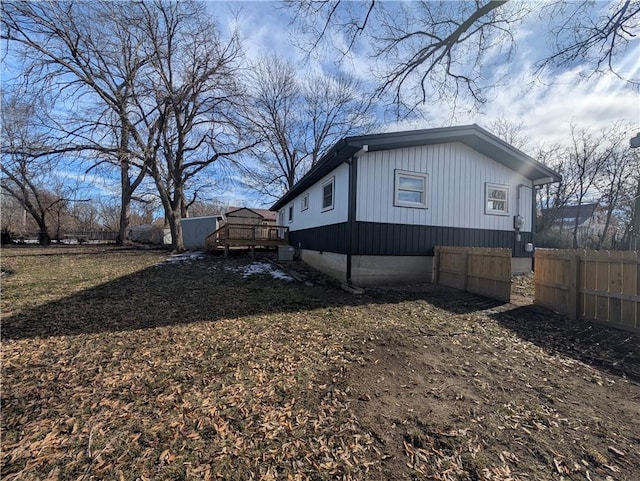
[433,247,440,284]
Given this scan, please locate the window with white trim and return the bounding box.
[301,193,309,211]
[288,205,294,223]
[485,183,509,215]
[321,177,334,212]
[394,170,428,208]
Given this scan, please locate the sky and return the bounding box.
[201,0,639,207]
[3,0,640,211]
[224,1,639,146]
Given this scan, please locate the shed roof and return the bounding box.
[271,124,562,211]
[226,207,277,221]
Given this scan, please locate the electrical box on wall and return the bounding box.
[513,215,525,230]
[525,243,534,252]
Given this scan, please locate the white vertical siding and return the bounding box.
[357,142,533,232]
[279,163,349,231]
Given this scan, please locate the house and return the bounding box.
[270,124,561,286]
[181,215,224,250]
[539,203,608,247]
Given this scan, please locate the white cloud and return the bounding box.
[219,2,639,196]
[377,56,639,151]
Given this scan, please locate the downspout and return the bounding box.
[531,184,537,266]
[346,145,367,285]
[515,184,525,256]
[531,176,557,268]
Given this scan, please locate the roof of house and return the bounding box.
[226,207,277,221]
[542,203,599,225]
[271,124,562,211]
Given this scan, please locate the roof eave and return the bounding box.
[270,124,562,210]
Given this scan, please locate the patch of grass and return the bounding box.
[1,246,639,481]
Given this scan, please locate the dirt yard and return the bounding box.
[2,246,639,480]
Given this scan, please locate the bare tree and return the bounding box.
[596,127,640,248]
[1,193,27,239]
[186,199,230,218]
[534,123,639,249]
[303,72,374,164]
[2,0,154,245]
[138,1,254,251]
[564,125,611,247]
[243,56,374,200]
[537,0,640,78]
[243,56,306,197]
[285,1,639,113]
[488,116,531,150]
[0,91,59,244]
[534,142,568,235]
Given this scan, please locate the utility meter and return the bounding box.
[513,215,525,230]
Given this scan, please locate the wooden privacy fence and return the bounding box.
[434,246,512,302]
[534,249,639,331]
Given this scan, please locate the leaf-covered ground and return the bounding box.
[2,245,639,480]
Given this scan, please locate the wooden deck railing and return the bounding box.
[206,224,289,251]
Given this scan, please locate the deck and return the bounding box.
[206,224,290,253]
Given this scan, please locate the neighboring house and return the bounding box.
[181,215,224,250]
[539,203,608,247]
[271,124,561,286]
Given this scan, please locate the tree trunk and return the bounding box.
[36,217,51,245]
[151,167,185,252]
[166,204,184,252]
[116,162,133,246]
[571,213,580,249]
[116,192,131,246]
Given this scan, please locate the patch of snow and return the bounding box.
[164,251,207,263]
[225,261,294,282]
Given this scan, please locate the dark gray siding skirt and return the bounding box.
[289,221,533,257]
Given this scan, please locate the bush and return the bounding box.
[536,230,571,249]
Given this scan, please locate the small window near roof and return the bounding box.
[288,205,294,222]
[394,170,428,208]
[321,177,334,212]
[301,193,309,211]
[485,183,509,215]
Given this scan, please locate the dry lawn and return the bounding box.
[1,245,639,481]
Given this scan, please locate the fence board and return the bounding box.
[535,249,639,332]
[534,250,576,319]
[435,246,511,302]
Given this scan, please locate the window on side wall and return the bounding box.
[301,193,309,211]
[288,205,294,223]
[485,183,509,215]
[394,170,428,208]
[321,177,334,212]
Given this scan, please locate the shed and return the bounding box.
[271,124,561,286]
[129,224,171,246]
[225,207,276,226]
[181,215,223,250]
